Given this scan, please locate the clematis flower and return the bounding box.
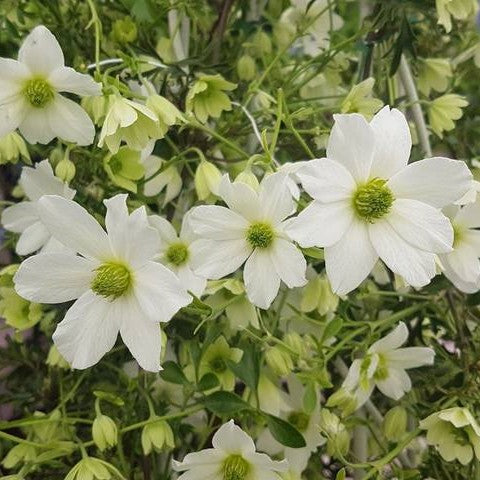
[142,154,182,203]
[286,106,472,294]
[435,0,478,32]
[1,160,76,255]
[420,407,480,465]
[417,58,453,96]
[149,213,207,297]
[0,25,101,145]
[14,194,191,371]
[335,323,434,410]
[173,420,288,480]
[428,93,468,138]
[188,173,307,309]
[439,200,480,293]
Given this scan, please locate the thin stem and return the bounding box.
[85,0,102,76]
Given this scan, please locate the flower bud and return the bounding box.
[46,345,71,369]
[194,160,222,201]
[112,17,138,44]
[0,132,30,165]
[383,406,408,442]
[55,158,76,183]
[237,55,257,81]
[92,414,118,451]
[2,444,36,469]
[265,346,293,377]
[66,456,116,480]
[326,388,357,416]
[283,332,306,358]
[251,31,272,56]
[235,167,259,190]
[141,419,174,455]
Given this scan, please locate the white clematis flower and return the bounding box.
[173,419,288,480]
[1,160,75,255]
[0,25,101,145]
[188,173,307,309]
[439,200,480,293]
[286,106,472,294]
[14,194,192,371]
[149,213,207,297]
[341,322,434,409]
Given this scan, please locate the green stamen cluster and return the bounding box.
[223,454,250,480]
[166,243,189,266]
[246,222,274,249]
[353,178,394,222]
[373,354,389,381]
[288,411,310,432]
[23,78,54,108]
[91,262,131,299]
[210,357,227,373]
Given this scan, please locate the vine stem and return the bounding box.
[398,55,432,157]
[85,0,102,76]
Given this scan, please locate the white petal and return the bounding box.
[20,159,75,201]
[189,238,251,279]
[104,195,160,268]
[369,221,436,287]
[38,195,111,260]
[176,264,207,297]
[18,106,56,144]
[324,218,378,294]
[212,420,256,455]
[342,359,362,391]
[0,58,29,103]
[1,202,37,232]
[369,323,408,353]
[387,157,472,208]
[134,261,191,322]
[376,368,411,400]
[388,199,453,253]
[189,205,249,240]
[296,158,356,202]
[387,347,435,369]
[0,98,26,138]
[119,296,162,372]
[15,221,50,255]
[258,173,295,224]
[218,175,259,222]
[14,253,95,303]
[441,243,480,285]
[48,67,101,96]
[455,199,480,229]
[326,113,375,181]
[244,249,281,309]
[18,25,64,74]
[173,449,223,470]
[46,94,96,146]
[53,291,119,369]
[369,106,411,179]
[284,200,353,248]
[149,214,178,247]
[269,238,306,288]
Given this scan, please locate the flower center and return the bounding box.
[453,224,464,248]
[23,78,54,108]
[166,243,189,266]
[353,178,394,222]
[246,222,274,249]
[210,357,227,373]
[91,262,131,299]
[223,454,250,480]
[373,354,389,381]
[288,411,310,432]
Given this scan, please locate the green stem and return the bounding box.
[85,0,102,76]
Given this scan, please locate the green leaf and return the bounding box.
[335,468,346,480]
[265,414,306,448]
[302,382,317,415]
[226,343,260,392]
[160,361,189,385]
[204,391,250,415]
[182,295,213,317]
[321,317,343,343]
[93,390,124,406]
[301,247,324,260]
[197,373,219,391]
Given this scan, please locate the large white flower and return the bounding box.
[14,194,191,371]
[439,200,480,293]
[1,160,75,255]
[0,25,101,145]
[173,420,288,480]
[149,213,207,297]
[341,322,434,409]
[188,173,307,309]
[286,106,472,294]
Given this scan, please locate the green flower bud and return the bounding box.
[251,31,272,56]
[112,17,138,44]
[46,345,71,369]
[195,160,222,201]
[265,346,294,377]
[65,456,118,480]
[234,167,259,190]
[237,55,257,81]
[55,158,76,183]
[0,132,30,165]
[2,444,36,469]
[283,332,306,358]
[141,419,175,455]
[92,414,118,451]
[383,406,408,442]
[326,388,357,416]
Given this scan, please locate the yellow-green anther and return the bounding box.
[91,262,131,299]
[24,78,54,108]
[246,222,274,249]
[353,178,394,222]
[166,243,189,266]
[223,454,250,480]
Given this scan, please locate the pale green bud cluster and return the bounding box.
[265,345,294,377]
[319,409,350,458]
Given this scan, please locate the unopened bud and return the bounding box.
[383,406,408,442]
[194,160,222,200]
[55,158,76,183]
[237,55,256,81]
[92,414,118,451]
[265,346,293,377]
[141,418,174,455]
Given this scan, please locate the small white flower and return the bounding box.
[149,213,207,297]
[173,419,288,480]
[342,322,434,409]
[286,106,472,294]
[14,194,191,371]
[188,173,307,309]
[142,154,182,203]
[1,160,75,255]
[439,200,480,293]
[0,25,101,145]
